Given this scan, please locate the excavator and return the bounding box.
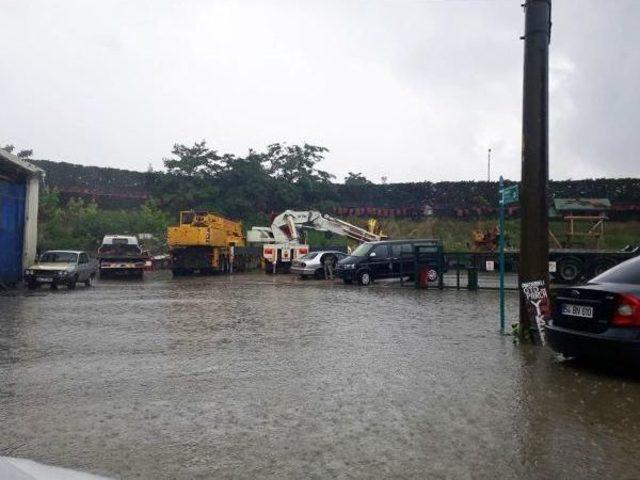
[167,210,246,276]
[247,210,385,273]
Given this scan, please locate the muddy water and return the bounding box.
[1,273,639,479]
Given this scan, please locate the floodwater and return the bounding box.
[1,273,639,479]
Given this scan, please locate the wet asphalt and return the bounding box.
[1,272,640,479]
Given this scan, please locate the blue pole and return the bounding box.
[499,176,506,334]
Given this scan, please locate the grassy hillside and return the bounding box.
[308,218,640,252]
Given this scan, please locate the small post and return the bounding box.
[487,148,492,182]
[499,176,506,334]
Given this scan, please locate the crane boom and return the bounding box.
[247,210,383,244]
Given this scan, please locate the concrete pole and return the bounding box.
[519,0,551,340]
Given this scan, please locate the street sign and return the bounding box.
[501,185,519,205]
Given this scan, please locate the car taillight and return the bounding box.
[612,294,640,327]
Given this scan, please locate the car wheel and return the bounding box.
[357,271,372,286]
[84,274,95,287]
[67,275,78,290]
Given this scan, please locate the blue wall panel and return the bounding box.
[0,179,26,283]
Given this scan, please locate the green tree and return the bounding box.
[163,140,225,177]
[263,143,334,183]
[344,172,371,185]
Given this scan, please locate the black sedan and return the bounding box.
[547,255,640,362]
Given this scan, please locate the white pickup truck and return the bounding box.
[97,235,151,279]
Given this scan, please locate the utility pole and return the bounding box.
[519,0,551,340]
[487,148,492,182]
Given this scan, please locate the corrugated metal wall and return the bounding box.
[0,179,26,283]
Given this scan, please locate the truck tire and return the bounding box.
[589,257,617,279]
[556,257,583,284]
[357,270,372,286]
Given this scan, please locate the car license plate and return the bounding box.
[37,277,53,283]
[561,303,594,318]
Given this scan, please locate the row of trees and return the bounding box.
[38,190,170,253]
[25,139,640,251]
[150,142,343,224]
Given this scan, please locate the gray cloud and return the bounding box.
[1,0,638,182]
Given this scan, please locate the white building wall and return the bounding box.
[22,175,40,267]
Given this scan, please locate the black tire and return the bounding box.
[84,274,95,287]
[556,257,583,284]
[357,270,372,286]
[589,258,617,279]
[67,275,78,290]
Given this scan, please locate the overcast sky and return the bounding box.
[2,0,638,183]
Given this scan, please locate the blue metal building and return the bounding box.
[0,149,43,285]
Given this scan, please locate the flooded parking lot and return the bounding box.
[1,273,640,479]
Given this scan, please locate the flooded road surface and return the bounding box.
[2,273,640,479]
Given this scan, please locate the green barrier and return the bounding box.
[467,266,479,290]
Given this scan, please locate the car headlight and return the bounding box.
[59,270,68,276]
[343,264,356,269]
[25,269,33,275]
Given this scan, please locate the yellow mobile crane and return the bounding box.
[167,210,246,276]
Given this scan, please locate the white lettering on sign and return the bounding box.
[520,279,551,345]
[548,261,557,273]
[485,260,495,272]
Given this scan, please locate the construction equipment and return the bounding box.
[167,210,246,276]
[247,210,385,273]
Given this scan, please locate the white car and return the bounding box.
[24,250,99,289]
[290,250,348,279]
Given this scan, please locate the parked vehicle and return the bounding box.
[248,210,383,274]
[24,250,98,289]
[167,211,245,276]
[97,235,151,279]
[547,255,640,362]
[290,250,348,279]
[336,239,442,285]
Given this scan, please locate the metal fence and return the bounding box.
[440,251,520,290]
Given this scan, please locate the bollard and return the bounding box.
[467,266,479,290]
[418,267,429,289]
